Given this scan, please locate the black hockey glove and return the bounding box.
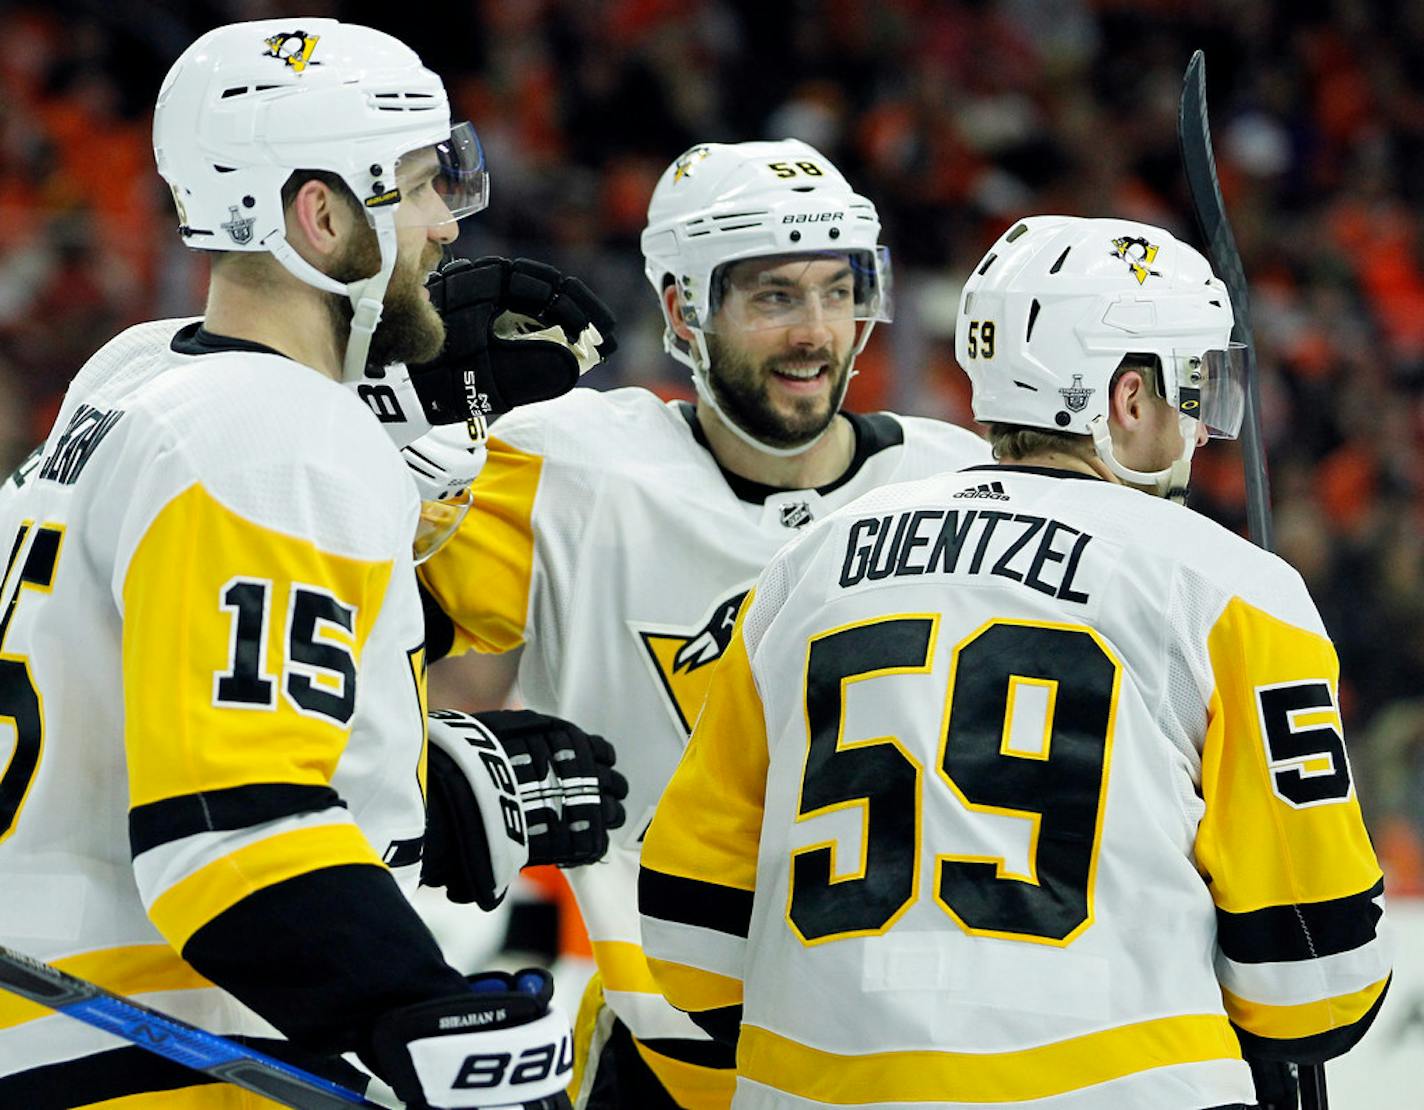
[409,256,618,424]
[423,710,529,910]
[474,709,628,867]
[367,967,572,1110]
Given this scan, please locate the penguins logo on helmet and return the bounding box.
[1111,236,1161,285]
[672,146,713,184]
[263,31,321,72]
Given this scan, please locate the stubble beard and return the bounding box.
[704,333,851,450]
[326,228,446,369]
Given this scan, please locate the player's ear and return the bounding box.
[663,283,697,343]
[286,179,355,264]
[1108,368,1150,430]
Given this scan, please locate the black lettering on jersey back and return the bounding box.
[840,508,1095,603]
[635,588,751,735]
[38,405,125,486]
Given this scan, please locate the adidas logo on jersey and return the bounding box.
[954,480,1009,501]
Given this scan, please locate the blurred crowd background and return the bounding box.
[4,0,1424,892]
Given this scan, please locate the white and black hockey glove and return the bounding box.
[409,256,618,424]
[423,710,530,910]
[368,967,572,1110]
[473,708,628,868]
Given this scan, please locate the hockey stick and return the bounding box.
[1178,49,1274,551]
[0,944,384,1109]
[1179,50,1323,1110]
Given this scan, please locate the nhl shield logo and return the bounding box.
[779,501,814,530]
[1059,374,1093,413]
[220,206,255,245]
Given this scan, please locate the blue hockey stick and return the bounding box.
[0,943,384,1109]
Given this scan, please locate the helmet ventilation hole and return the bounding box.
[1025,299,1041,342]
[1006,223,1029,242]
[1049,246,1072,273]
[977,252,998,276]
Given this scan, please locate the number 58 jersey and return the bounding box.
[641,465,1391,1110]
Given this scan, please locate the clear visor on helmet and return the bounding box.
[702,247,892,333]
[393,121,489,229]
[413,487,473,565]
[1173,343,1247,440]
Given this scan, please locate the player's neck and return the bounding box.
[203,270,345,381]
[1003,449,1118,483]
[696,405,855,491]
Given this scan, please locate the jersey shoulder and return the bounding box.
[489,385,696,465]
[889,413,994,472]
[93,341,415,563]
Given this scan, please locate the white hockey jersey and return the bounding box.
[640,464,1390,1110]
[0,320,466,1106]
[419,385,990,1105]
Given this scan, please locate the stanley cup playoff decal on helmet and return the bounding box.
[220,206,255,245]
[263,30,321,72]
[1059,374,1094,413]
[635,589,750,735]
[1111,236,1161,285]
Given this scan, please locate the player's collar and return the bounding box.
[170,322,287,359]
[964,464,1106,482]
[677,402,904,505]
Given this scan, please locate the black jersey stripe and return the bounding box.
[635,1031,738,1068]
[1216,877,1384,964]
[639,866,753,938]
[1233,977,1389,1066]
[129,783,345,856]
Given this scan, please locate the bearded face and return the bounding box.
[327,221,446,369]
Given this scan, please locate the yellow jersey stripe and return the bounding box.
[1221,974,1390,1040]
[738,1014,1241,1104]
[0,944,212,1031]
[632,1038,737,1110]
[419,436,542,656]
[645,956,743,1014]
[591,939,661,995]
[83,1084,277,1108]
[148,823,384,949]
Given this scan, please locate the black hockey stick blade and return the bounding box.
[1178,49,1275,553]
[0,944,383,1109]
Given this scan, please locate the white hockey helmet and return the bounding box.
[402,419,489,564]
[956,215,1243,498]
[153,19,489,382]
[640,139,891,456]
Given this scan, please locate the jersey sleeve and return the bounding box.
[417,431,544,658]
[1195,585,1390,1064]
[639,590,769,1045]
[117,439,468,1049]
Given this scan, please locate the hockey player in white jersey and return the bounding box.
[416,141,990,1108]
[0,19,627,1109]
[639,215,1390,1109]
